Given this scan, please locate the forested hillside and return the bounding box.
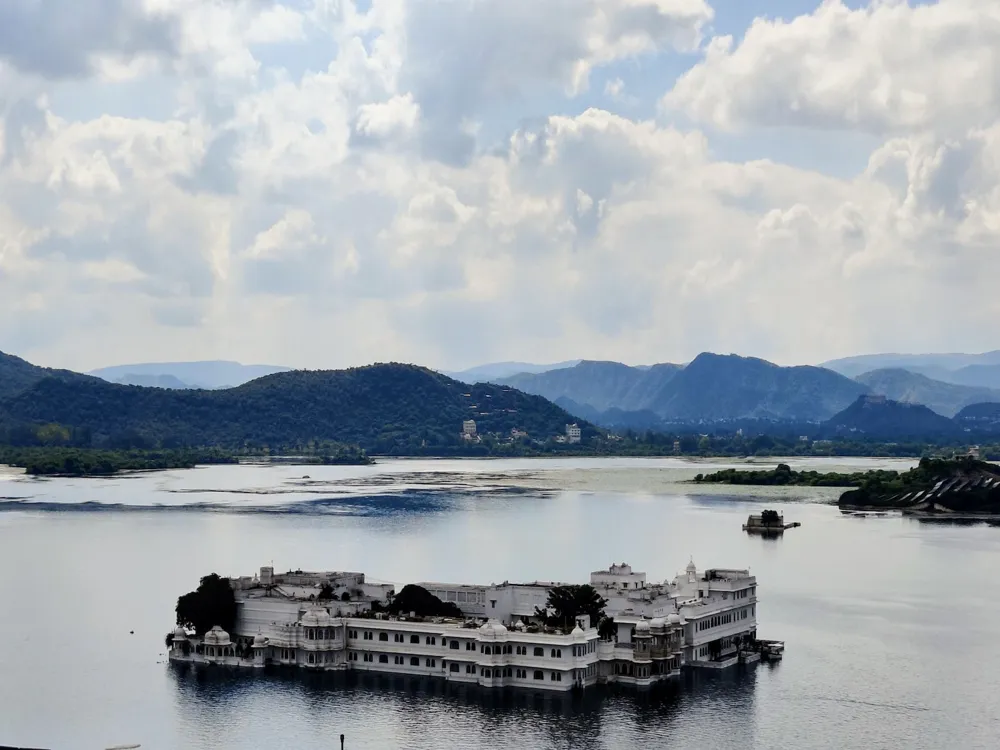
[0,362,590,453]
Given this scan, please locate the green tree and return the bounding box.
[537,585,608,630]
[175,573,237,636]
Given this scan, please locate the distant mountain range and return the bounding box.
[8,347,1000,450]
[497,354,868,424]
[88,361,290,389]
[1,352,589,452]
[854,369,1000,418]
[487,352,1000,428]
[822,351,1000,388]
[443,360,581,384]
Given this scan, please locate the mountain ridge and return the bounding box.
[855,368,1000,418]
[500,353,867,422]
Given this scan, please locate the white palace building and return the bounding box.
[168,560,761,691]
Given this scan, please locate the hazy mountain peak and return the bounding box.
[89,360,290,389]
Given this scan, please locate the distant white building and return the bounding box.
[462,420,477,440]
[566,424,581,444]
[168,560,763,689]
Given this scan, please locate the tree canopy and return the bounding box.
[386,584,463,618]
[175,573,237,636]
[536,584,607,630]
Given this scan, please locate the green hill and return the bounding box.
[824,395,957,440]
[0,361,591,453]
[0,350,96,400]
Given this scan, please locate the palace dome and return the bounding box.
[650,617,666,629]
[635,619,650,633]
[173,626,188,639]
[300,607,333,627]
[203,625,231,646]
[253,632,267,647]
[479,620,508,636]
[667,613,682,625]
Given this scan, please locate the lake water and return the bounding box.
[1,457,999,750]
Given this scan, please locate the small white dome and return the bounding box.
[650,617,666,629]
[253,632,267,647]
[635,619,650,633]
[203,625,231,645]
[173,626,188,639]
[667,613,682,625]
[479,619,507,636]
[300,607,333,627]
[571,625,584,635]
[686,558,697,574]
[514,620,526,631]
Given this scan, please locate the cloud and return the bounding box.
[0,0,179,78]
[666,0,1000,135]
[2,0,1000,372]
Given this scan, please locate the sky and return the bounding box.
[0,0,997,372]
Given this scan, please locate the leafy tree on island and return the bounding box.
[386,584,463,618]
[175,573,237,636]
[535,584,608,631]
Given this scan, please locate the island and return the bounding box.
[838,457,1000,515]
[693,463,897,488]
[0,444,372,477]
[693,458,1000,517]
[166,559,775,690]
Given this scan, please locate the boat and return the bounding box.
[757,640,785,661]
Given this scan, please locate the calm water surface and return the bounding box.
[1,457,998,749]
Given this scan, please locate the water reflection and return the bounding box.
[168,663,759,749]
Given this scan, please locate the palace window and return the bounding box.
[551,672,561,681]
[378,654,388,663]
[426,636,436,645]
[533,670,544,680]
[466,642,474,651]
[394,633,403,642]
[425,658,436,667]
[395,655,404,665]
[379,632,388,641]
[450,641,459,649]
[410,635,420,644]
[450,663,460,673]
[533,647,544,657]
[466,664,475,674]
